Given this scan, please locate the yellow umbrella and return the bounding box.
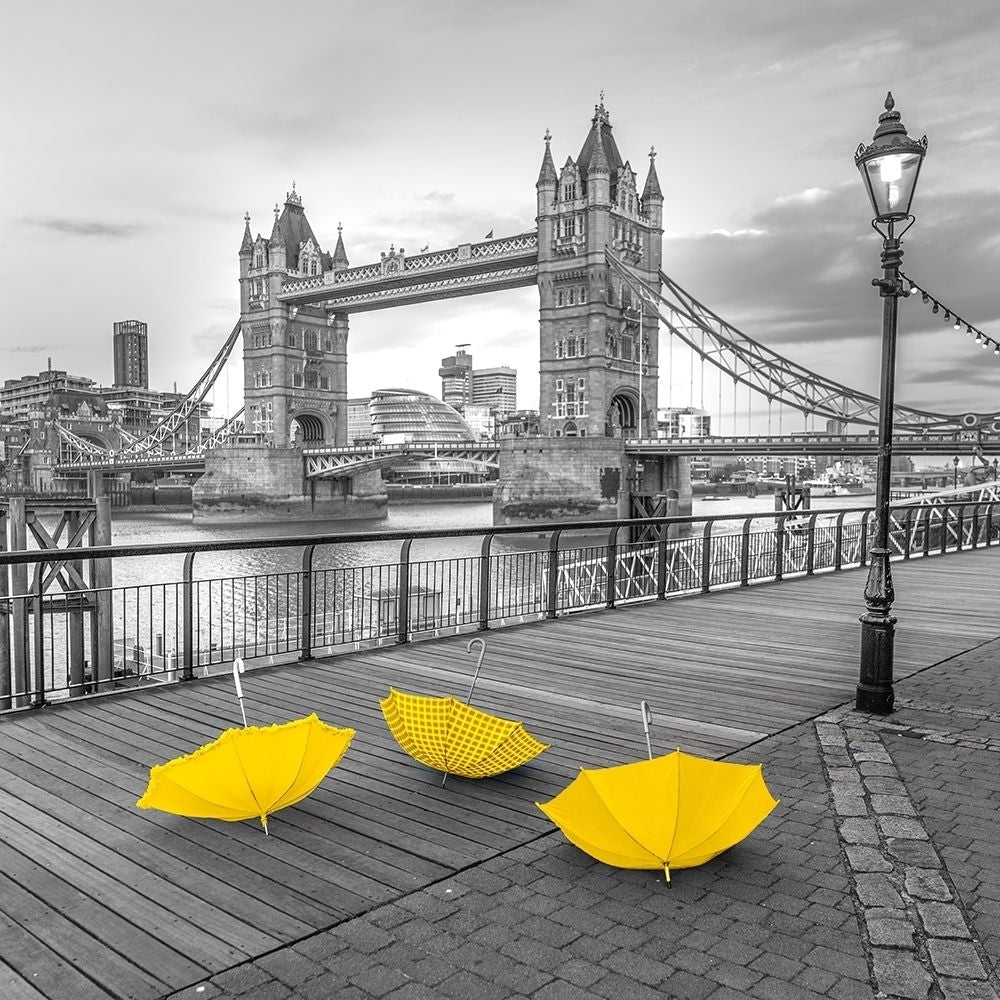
[537,702,778,883]
[380,638,548,782]
[137,660,354,833]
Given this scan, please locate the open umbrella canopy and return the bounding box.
[537,750,778,882]
[380,687,548,779]
[136,713,354,834]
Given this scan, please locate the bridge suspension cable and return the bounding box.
[119,318,244,458]
[606,251,995,434]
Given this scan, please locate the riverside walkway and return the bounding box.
[1,548,998,1000]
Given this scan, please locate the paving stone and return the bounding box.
[871,793,917,815]
[238,981,293,1000]
[916,900,972,938]
[885,837,942,867]
[383,982,443,1000]
[602,949,669,987]
[554,957,605,990]
[791,965,840,994]
[865,916,915,949]
[903,867,953,901]
[705,959,763,991]
[938,977,1000,999]
[855,872,904,909]
[862,776,907,795]
[844,845,893,873]
[333,921,400,954]
[878,815,930,840]
[871,947,933,999]
[255,950,325,987]
[212,964,272,994]
[534,979,605,1000]
[832,789,869,816]
[839,818,880,845]
[926,938,988,979]
[350,964,412,998]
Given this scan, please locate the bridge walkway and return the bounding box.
[1,548,998,999]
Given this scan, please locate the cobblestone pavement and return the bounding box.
[164,644,1000,1000]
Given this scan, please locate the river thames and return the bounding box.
[103,493,873,589]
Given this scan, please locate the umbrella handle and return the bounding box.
[640,700,653,760]
[465,638,487,704]
[233,658,247,727]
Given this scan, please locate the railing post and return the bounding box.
[605,527,619,609]
[955,505,965,552]
[921,506,931,557]
[834,512,846,571]
[987,503,995,548]
[701,520,715,593]
[940,506,949,555]
[300,544,315,660]
[397,538,412,644]
[902,507,914,559]
[859,510,871,566]
[774,516,785,582]
[546,530,561,619]
[970,505,980,550]
[31,573,45,708]
[478,534,493,630]
[656,526,668,600]
[181,551,195,681]
[739,518,751,587]
[805,513,817,575]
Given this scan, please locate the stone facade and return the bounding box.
[238,188,350,447]
[535,100,664,440]
[193,443,386,523]
[493,437,627,525]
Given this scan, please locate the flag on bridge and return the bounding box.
[420,244,429,252]
[484,229,494,239]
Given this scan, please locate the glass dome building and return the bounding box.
[369,389,485,484]
[369,388,477,444]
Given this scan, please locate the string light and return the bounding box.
[901,271,1000,359]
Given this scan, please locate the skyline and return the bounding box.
[3,1,999,429]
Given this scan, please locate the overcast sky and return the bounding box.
[3,0,999,431]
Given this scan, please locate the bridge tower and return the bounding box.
[535,99,663,439]
[238,186,349,446]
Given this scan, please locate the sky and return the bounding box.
[2,0,999,435]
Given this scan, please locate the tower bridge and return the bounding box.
[40,99,1000,524]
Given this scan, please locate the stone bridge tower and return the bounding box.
[535,100,663,439]
[238,186,350,446]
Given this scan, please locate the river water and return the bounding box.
[103,493,873,588]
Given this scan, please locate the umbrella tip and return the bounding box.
[261,815,269,835]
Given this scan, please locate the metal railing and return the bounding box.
[1,501,995,711]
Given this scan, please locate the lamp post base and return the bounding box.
[856,610,896,714]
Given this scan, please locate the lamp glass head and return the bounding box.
[855,93,927,223]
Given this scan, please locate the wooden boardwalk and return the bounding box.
[2,548,999,1000]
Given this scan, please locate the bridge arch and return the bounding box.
[289,410,330,445]
[606,389,638,438]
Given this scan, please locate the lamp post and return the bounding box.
[854,93,927,715]
[953,455,960,490]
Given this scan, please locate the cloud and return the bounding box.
[23,216,147,238]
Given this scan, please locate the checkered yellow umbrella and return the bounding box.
[136,660,354,833]
[380,639,547,780]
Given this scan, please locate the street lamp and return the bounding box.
[854,92,927,716]
[953,455,960,490]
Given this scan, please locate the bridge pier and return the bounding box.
[493,438,691,526]
[193,443,387,523]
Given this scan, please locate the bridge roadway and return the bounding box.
[1,547,998,999]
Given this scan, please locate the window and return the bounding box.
[293,371,304,388]
[320,376,330,390]
[305,330,319,352]
[557,289,564,307]
[556,340,564,359]
[562,181,576,201]
[288,333,296,348]
[555,378,564,392]
[305,370,318,389]
[254,251,263,269]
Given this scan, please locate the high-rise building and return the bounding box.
[113,320,149,388]
[658,406,711,438]
[346,397,374,445]
[470,366,517,415]
[438,346,473,410]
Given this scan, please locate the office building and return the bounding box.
[113,320,149,388]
